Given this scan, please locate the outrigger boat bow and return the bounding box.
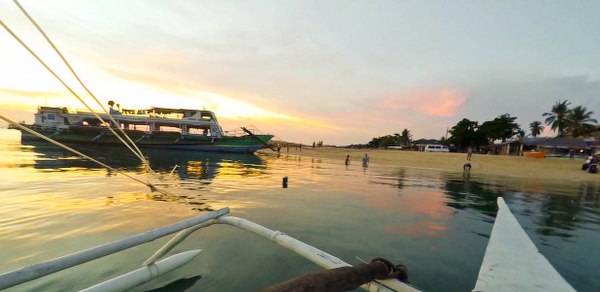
[0,198,574,292]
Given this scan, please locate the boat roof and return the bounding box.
[38,106,213,115]
[148,107,213,115]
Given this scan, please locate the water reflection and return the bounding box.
[367,169,407,190]
[21,142,265,180]
[442,173,600,240]
[1,131,600,291]
[396,169,406,190]
[536,195,580,238]
[16,142,268,212]
[443,174,500,218]
[533,183,600,239]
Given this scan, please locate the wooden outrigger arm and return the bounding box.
[0,209,417,292]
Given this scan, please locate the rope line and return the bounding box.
[0,20,149,169]
[0,114,169,195]
[12,0,149,170]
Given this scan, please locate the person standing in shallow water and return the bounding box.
[467,146,473,160]
[345,155,350,166]
[362,154,369,167]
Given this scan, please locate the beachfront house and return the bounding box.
[490,137,596,157]
[534,138,591,156]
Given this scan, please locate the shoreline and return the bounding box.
[259,146,599,184]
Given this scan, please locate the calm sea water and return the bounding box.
[1,128,599,291]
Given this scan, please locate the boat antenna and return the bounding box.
[1,2,152,172]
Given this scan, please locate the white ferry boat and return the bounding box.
[16,103,274,154]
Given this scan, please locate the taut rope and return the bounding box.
[12,0,149,170]
[0,114,169,195]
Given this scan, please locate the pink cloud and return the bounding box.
[381,88,468,117]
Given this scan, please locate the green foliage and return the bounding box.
[367,128,412,148]
[447,114,521,150]
[447,118,485,150]
[542,100,598,138]
[567,106,597,137]
[529,121,544,137]
[400,129,412,146]
[479,114,521,142]
[543,100,571,137]
[368,133,400,148]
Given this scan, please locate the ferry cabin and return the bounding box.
[33,106,225,137]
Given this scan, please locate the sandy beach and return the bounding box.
[260,146,599,183]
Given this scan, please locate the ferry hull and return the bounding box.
[19,129,273,154]
[140,144,267,153]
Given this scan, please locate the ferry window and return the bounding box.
[47,114,56,120]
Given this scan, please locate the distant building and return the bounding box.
[490,137,596,156]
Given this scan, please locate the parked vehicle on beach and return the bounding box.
[424,144,449,152]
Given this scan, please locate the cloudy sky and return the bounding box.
[1,0,599,144]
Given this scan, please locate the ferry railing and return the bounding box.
[0,208,419,292]
[224,125,265,137]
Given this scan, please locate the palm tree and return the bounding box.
[543,100,571,137]
[529,121,544,137]
[566,106,597,137]
[400,129,412,146]
[393,133,401,146]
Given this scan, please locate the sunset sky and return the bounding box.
[1,1,600,144]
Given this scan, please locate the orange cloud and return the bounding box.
[100,66,337,130]
[382,88,468,117]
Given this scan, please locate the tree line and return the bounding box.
[448,100,597,150]
[541,100,597,138]
[367,129,412,148]
[447,114,522,150]
[365,99,597,150]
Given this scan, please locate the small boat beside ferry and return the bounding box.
[15,103,274,154]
